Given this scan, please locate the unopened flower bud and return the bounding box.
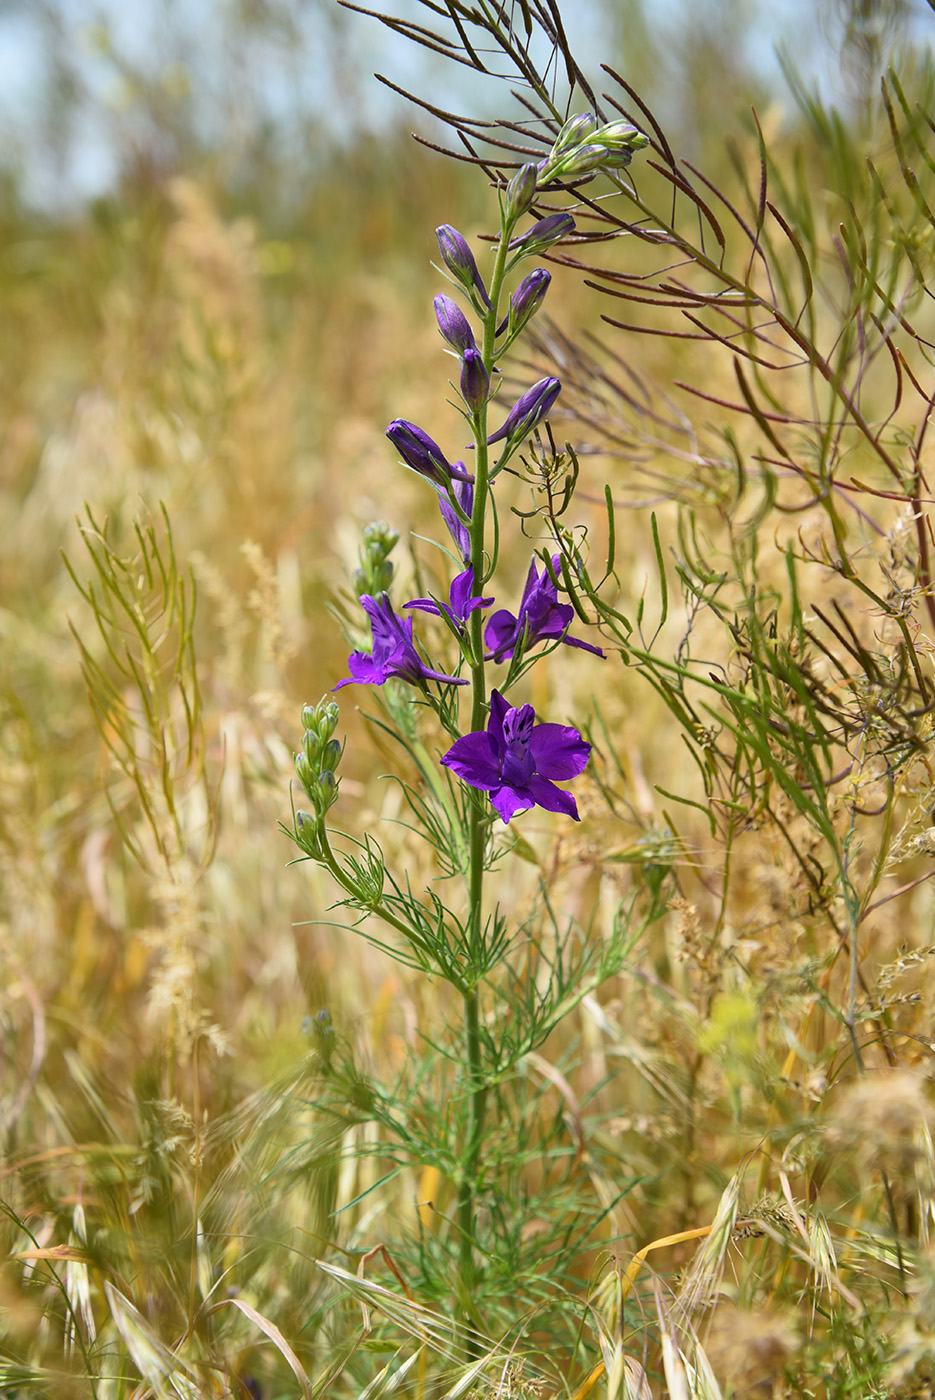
[362,520,399,554]
[487,376,561,448]
[509,214,575,256]
[295,810,320,853]
[439,479,473,563]
[551,143,609,178]
[504,162,539,221]
[301,703,317,732]
[436,225,493,310]
[386,419,454,488]
[295,753,315,795]
[354,519,397,597]
[434,294,476,355]
[460,347,490,413]
[597,119,647,148]
[316,771,338,810]
[322,738,342,771]
[498,268,550,336]
[303,729,320,764]
[315,700,339,741]
[552,113,599,155]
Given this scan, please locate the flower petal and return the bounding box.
[526,774,580,820]
[490,784,533,823]
[528,723,591,779]
[440,731,501,788]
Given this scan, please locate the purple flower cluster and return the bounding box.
[334,204,622,822]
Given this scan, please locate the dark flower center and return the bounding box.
[499,704,535,786]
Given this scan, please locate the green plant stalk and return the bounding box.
[457,214,515,1320]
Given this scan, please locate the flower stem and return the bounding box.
[457,213,515,1339]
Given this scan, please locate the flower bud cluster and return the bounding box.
[434,231,492,416]
[351,520,399,598]
[537,112,649,184]
[294,697,343,830]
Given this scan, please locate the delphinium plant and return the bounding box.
[288,113,667,1378]
[293,1,935,1394]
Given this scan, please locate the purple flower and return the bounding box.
[487,377,561,448]
[434,294,476,355]
[440,689,591,823]
[334,594,468,690]
[386,420,474,488]
[485,555,605,662]
[439,480,473,563]
[403,567,494,630]
[436,225,493,310]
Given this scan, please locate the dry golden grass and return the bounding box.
[3,84,935,1397]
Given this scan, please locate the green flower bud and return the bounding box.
[294,810,321,855]
[321,738,342,772]
[295,753,315,797]
[504,162,539,221]
[553,113,598,155]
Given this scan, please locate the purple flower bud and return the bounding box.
[386,419,453,488]
[504,162,539,221]
[439,480,473,562]
[460,347,490,413]
[487,376,561,447]
[508,214,575,256]
[497,268,550,335]
[436,225,493,309]
[434,294,476,355]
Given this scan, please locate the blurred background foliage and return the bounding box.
[3,0,935,1395]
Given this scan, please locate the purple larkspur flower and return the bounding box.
[403,567,493,631]
[440,689,591,823]
[333,594,467,690]
[487,376,561,448]
[386,420,474,488]
[439,480,473,563]
[484,555,605,662]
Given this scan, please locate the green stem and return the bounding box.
[457,214,515,1335]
